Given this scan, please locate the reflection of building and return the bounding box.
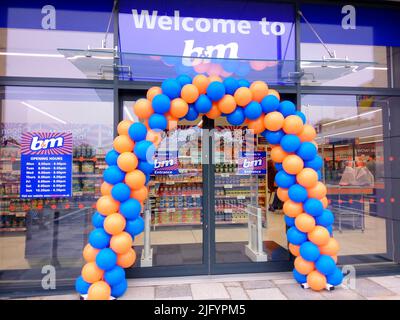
[1,0,400,298]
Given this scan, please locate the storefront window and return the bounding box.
[0,86,113,282]
[301,94,392,261]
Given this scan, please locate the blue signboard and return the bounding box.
[119,0,295,60]
[238,151,266,175]
[301,3,400,47]
[154,151,179,175]
[20,132,73,198]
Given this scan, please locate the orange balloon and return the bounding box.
[308,226,330,246]
[117,247,137,268]
[283,115,304,135]
[289,243,300,257]
[282,155,304,175]
[294,256,315,275]
[117,152,138,172]
[83,243,100,262]
[146,86,162,102]
[117,120,133,136]
[170,98,189,119]
[146,130,163,146]
[110,231,133,254]
[307,181,327,199]
[234,87,253,107]
[104,213,126,235]
[206,102,222,119]
[81,262,104,283]
[307,271,327,291]
[131,186,149,202]
[264,111,284,131]
[298,124,317,142]
[208,75,223,83]
[165,113,179,130]
[297,168,318,188]
[283,200,303,218]
[247,115,265,134]
[268,89,280,101]
[96,195,119,216]
[271,146,288,163]
[295,213,316,233]
[100,182,113,196]
[321,196,329,208]
[87,281,111,300]
[277,187,289,202]
[193,74,210,94]
[125,170,146,190]
[133,98,153,119]
[249,81,269,102]
[181,84,199,103]
[217,95,236,114]
[113,135,135,153]
[319,238,340,256]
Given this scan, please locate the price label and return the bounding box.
[224,184,233,189]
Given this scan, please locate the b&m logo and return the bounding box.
[238,151,267,175]
[153,151,179,175]
[21,132,73,155]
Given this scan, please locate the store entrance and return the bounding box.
[121,92,295,277]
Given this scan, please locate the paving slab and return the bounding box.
[241,280,275,290]
[155,284,192,300]
[321,288,365,300]
[246,288,287,300]
[191,283,230,300]
[352,278,397,298]
[368,276,400,289]
[278,284,325,300]
[119,286,155,300]
[226,286,249,300]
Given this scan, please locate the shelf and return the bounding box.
[152,207,202,212]
[0,227,26,232]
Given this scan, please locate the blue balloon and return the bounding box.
[293,269,307,284]
[278,101,296,117]
[89,228,111,249]
[326,225,333,236]
[236,62,250,77]
[284,215,295,227]
[111,279,128,298]
[152,94,171,114]
[297,142,317,161]
[75,276,91,295]
[161,78,181,99]
[145,173,151,185]
[275,163,283,171]
[304,198,324,217]
[316,209,334,227]
[223,77,239,95]
[134,141,155,162]
[103,165,125,184]
[288,184,308,203]
[265,129,285,144]
[287,226,307,245]
[92,212,105,228]
[207,81,226,101]
[299,241,320,262]
[96,248,117,271]
[305,155,323,170]
[315,255,337,276]
[138,160,154,174]
[227,108,245,125]
[176,74,192,86]
[148,113,167,131]
[104,266,125,286]
[105,149,119,166]
[120,198,141,220]
[125,216,145,236]
[185,105,199,121]
[128,122,147,142]
[296,111,306,124]
[261,95,280,113]
[275,171,296,188]
[238,79,250,88]
[194,94,212,113]
[280,134,301,153]
[111,183,131,202]
[317,170,323,181]
[244,101,262,120]
[327,268,343,286]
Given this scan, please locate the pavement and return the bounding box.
[13,271,400,300]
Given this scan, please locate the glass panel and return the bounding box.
[0,87,113,274]
[301,94,390,261]
[213,118,289,264]
[123,100,204,267]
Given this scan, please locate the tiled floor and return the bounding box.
[13,272,400,300]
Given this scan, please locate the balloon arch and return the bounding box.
[75,74,343,300]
